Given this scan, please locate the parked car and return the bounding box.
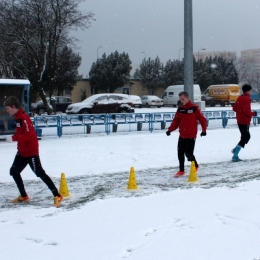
[31,96,72,115]
[66,94,134,114]
[141,95,163,108]
[129,95,142,108]
[201,94,216,107]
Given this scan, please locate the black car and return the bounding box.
[201,94,216,107]
[31,96,72,115]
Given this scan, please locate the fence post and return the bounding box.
[149,113,153,132]
[105,114,110,135]
[86,124,91,134]
[137,122,142,131]
[57,115,62,137]
[33,116,37,132]
[112,123,118,132]
[36,128,42,138]
[221,111,228,128]
[161,121,166,130]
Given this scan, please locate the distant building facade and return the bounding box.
[194,51,237,61]
[65,79,165,103]
[241,48,260,62]
[240,48,260,76]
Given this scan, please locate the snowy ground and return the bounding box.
[1,104,260,260]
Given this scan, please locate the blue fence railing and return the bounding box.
[32,110,260,138]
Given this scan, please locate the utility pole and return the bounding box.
[184,0,193,101]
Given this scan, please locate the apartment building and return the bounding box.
[241,48,260,62]
[240,48,260,79]
[194,51,237,61]
[241,48,260,73]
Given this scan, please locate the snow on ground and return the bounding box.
[0,104,260,260]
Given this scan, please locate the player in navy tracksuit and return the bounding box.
[166,91,207,177]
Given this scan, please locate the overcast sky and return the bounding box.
[71,0,260,77]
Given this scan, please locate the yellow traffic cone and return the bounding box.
[127,167,138,190]
[188,161,198,183]
[59,173,70,197]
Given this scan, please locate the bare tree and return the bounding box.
[235,57,256,86]
[0,0,94,113]
[253,72,260,101]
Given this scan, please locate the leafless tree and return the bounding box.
[235,56,260,86]
[0,0,94,113]
[253,72,260,101]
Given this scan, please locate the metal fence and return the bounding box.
[32,110,260,138]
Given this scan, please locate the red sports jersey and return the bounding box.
[12,108,39,157]
[168,101,207,138]
[233,92,256,125]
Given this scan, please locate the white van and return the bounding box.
[162,84,201,107]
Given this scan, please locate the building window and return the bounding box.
[122,87,130,95]
[64,88,71,95]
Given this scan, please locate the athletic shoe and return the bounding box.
[232,156,243,162]
[54,195,64,207]
[174,171,185,178]
[11,195,30,203]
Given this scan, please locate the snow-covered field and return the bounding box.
[1,104,260,260]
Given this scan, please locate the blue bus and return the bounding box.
[0,79,30,134]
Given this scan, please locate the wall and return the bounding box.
[70,79,166,102]
[70,79,92,103]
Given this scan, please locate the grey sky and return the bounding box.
[72,0,260,77]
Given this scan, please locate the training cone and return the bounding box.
[188,161,198,183]
[59,173,70,197]
[127,167,138,190]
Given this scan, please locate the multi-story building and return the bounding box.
[194,51,237,61]
[240,48,260,77]
[241,48,260,62]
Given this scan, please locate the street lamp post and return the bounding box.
[198,48,206,61]
[179,48,184,60]
[97,46,102,59]
[184,0,193,101]
[140,51,146,59]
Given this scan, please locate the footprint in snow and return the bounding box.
[121,246,138,258]
[120,220,182,258]
[25,237,58,246]
[15,219,24,224]
[25,237,43,243]
[120,226,166,258]
[44,241,58,246]
[141,228,157,237]
[215,213,236,225]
